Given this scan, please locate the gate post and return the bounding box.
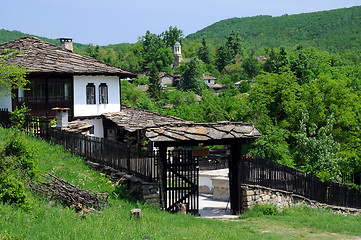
[158,145,167,210]
[230,141,242,214]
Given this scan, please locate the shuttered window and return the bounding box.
[99,83,108,104]
[86,83,96,104]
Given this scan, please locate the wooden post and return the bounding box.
[230,141,242,214]
[158,144,167,210]
[126,131,131,174]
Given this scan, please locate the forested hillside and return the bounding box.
[187,6,361,54]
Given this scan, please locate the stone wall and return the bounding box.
[85,161,159,206]
[242,184,361,215]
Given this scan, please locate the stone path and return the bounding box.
[198,194,238,219]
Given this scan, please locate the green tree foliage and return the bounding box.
[215,45,232,71]
[178,58,206,95]
[0,49,29,96]
[0,131,37,210]
[242,55,260,79]
[161,26,184,48]
[148,63,162,101]
[225,31,244,59]
[187,6,361,56]
[197,37,211,64]
[295,110,344,181]
[263,47,289,74]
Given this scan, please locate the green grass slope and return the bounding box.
[0,128,361,239]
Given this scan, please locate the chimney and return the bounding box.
[52,108,70,129]
[59,38,73,51]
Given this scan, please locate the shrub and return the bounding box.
[0,130,37,210]
[10,104,30,130]
[0,171,31,209]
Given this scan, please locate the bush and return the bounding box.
[0,171,31,209]
[10,104,30,130]
[0,130,37,210]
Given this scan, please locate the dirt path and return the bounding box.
[217,218,361,239]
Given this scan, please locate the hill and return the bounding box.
[186,6,361,54]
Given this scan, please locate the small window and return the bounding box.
[86,83,96,104]
[99,83,108,104]
[18,89,24,102]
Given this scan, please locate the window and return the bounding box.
[86,83,96,104]
[99,83,108,104]
[49,83,64,102]
[48,81,72,102]
[64,83,71,101]
[18,89,24,102]
[26,82,45,102]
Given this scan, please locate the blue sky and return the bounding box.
[1,0,361,45]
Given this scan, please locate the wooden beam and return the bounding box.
[230,141,242,214]
[158,144,168,210]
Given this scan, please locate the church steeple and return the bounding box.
[173,41,182,67]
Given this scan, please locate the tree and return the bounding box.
[161,26,184,48]
[197,37,211,64]
[295,110,344,181]
[242,55,260,79]
[225,31,244,59]
[179,58,206,95]
[141,30,173,72]
[215,45,232,72]
[0,49,28,97]
[148,63,162,101]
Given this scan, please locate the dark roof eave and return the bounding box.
[26,71,136,78]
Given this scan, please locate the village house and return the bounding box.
[0,37,194,142]
[0,37,137,137]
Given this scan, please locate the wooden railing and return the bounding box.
[241,155,361,209]
[0,110,158,182]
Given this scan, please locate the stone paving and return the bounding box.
[198,194,238,219]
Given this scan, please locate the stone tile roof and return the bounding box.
[102,105,188,132]
[145,122,261,143]
[159,72,173,78]
[53,121,93,134]
[203,74,217,80]
[207,83,224,89]
[0,37,135,78]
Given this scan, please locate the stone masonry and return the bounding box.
[242,184,361,215]
[85,161,159,206]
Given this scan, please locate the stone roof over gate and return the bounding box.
[0,37,135,78]
[145,122,261,143]
[102,105,261,142]
[102,105,188,132]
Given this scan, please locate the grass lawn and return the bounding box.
[0,128,361,240]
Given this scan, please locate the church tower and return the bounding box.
[173,42,182,67]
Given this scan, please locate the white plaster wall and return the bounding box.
[79,118,104,138]
[205,79,215,85]
[73,76,120,117]
[0,88,13,111]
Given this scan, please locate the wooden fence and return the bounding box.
[1,108,360,209]
[0,110,158,182]
[47,129,158,182]
[241,155,361,209]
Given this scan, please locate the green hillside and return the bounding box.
[187,6,361,53]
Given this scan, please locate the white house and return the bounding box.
[0,37,135,138]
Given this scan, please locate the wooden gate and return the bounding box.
[163,149,199,215]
